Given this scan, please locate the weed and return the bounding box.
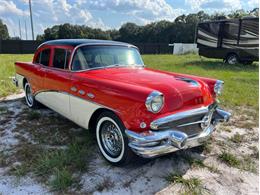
[96,177,115,192]
[49,168,74,191]
[229,133,243,143]
[9,164,28,177]
[165,174,206,195]
[27,110,41,120]
[200,141,213,154]
[218,151,241,167]
[241,155,258,173]
[182,154,220,173]
[249,146,259,159]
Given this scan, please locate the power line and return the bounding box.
[29,0,34,40]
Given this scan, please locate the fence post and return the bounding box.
[0,40,2,54]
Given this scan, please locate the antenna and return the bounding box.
[29,0,34,40]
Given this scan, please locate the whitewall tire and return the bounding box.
[24,82,38,108]
[96,111,133,165]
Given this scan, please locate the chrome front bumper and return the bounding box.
[125,107,231,158]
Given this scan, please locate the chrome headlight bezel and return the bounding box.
[145,91,164,113]
[214,80,224,96]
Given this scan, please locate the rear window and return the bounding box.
[36,49,50,66]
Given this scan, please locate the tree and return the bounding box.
[37,9,258,44]
[0,19,9,40]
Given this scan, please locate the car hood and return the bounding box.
[79,67,212,110]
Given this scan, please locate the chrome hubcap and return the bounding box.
[26,85,33,106]
[228,56,237,64]
[100,121,123,157]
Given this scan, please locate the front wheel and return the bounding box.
[96,111,134,165]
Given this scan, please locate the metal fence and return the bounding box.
[0,40,172,54]
[0,40,42,54]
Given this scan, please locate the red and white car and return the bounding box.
[13,39,231,165]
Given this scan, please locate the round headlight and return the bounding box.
[214,80,224,96]
[145,91,164,113]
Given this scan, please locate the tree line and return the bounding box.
[0,9,258,43]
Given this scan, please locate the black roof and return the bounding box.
[198,17,258,24]
[39,39,134,48]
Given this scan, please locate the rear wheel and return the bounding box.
[96,111,134,165]
[225,54,239,65]
[24,82,39,108]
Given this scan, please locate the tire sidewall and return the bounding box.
[24,82,35,108]
[227,54,238,65]
[96,112,130,165]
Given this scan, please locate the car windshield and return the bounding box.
[71,45,144,71]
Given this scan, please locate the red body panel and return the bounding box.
[15,44,218,133]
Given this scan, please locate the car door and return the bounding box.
[37,46,72,118]
[29,47,49,93]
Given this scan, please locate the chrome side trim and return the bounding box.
[150,106,210,130]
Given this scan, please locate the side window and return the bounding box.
[53,48,66,69]
[40,49,51,66]
[35,52,40,64]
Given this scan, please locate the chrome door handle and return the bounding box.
[70,86,77,92]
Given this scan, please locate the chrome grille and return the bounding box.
[150,104,217,138]
[158,114,205,137]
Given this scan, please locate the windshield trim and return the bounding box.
[69,43,144,72]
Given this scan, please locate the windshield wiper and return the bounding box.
[105,64,129,69]
[105,64,144,69]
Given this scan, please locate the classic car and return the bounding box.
[13,39,231,165]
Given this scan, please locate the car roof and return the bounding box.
[38,39,135,48]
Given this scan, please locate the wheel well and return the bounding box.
[22,78,28,89]
[225,52,239,60]
[88,108,117,132]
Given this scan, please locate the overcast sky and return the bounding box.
[0,0,258,39]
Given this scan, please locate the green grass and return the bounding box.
[229,133,244,143]
[0,54,33,97]
[218,151,241,167]
[165,174,206,195]
[49,168,75,191]
[0,54,258,110]
[34,143,90,176]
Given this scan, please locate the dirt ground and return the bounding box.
[0,93,259,195]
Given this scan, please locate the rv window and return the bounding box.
[199,23,219,36]
[239,19,259,47]
[222,22,239,39]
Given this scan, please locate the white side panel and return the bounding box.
[70,95,102,129]
[35,92,70,118]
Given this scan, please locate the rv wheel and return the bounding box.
[225,54,239,65]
